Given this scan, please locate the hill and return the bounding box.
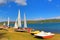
[0,19,60,25]
[27,19,60,23]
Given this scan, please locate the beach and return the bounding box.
[0,28,60,40]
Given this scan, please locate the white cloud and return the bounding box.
[0,0,7,5]
[27,17,45,21]
[45,16,60,20]
[27,16,60,21]
[14,0,27,5]
[0,0,27,6]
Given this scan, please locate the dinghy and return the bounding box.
[14,10,21,28]
[14,10,32,32]
[23,13,32,33]
[30,31,40,35]
[14,10,26,32]
[3,17,10,29]
[34,31,55,39]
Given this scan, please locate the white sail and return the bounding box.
[14,19,18,28]
[3,22,6,26]
[24,13,27,28]
[17,10,21,28]
[7,17,9,27]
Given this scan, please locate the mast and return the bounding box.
[17,10,21,28]
[24,13,27,28]
[7,17,9,27]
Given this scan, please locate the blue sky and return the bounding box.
[0,0,60,21]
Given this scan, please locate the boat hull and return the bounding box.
[35,35,54,39]
[42,35,54,39]
[14,28,26,32]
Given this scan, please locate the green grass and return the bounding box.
[0,29,44,40]
[0,29,60,40]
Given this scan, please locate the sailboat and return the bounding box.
[3,22,6,26]
[14,10,21,28]
[23,13,32,33]
[17,10,21,28]
[14,10,31,32]
[0,22,6,30]
[7,17,10,27]
[14,19,18,28]
[24,13,27,28]
[14,10,25,32]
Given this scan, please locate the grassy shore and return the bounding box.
[0,28,60,40]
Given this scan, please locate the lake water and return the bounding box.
[10,22,60,33]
